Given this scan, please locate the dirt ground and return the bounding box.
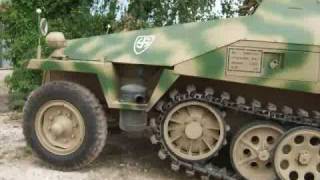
[0,71,197,180]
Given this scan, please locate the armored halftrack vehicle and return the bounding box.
[22,0,320,179]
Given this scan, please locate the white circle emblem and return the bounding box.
[133,35,156,55]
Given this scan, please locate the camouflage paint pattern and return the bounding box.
[27,0,320,111]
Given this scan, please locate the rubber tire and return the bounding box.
[23,81,108,170]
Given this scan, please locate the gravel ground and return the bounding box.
[0,115,195,180]
[0,71,197,180]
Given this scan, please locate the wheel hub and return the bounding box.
[258,150,270,162]
[185,122,203,140]
[298,150,311,165]
[50,115,73,137]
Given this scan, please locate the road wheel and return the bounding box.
[161,101,226,162]
[274,127,320,180]
[23,81,107,170]
[230,122,284,180]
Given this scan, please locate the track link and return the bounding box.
[150,85,320,179]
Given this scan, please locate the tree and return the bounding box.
[120,0,219,30]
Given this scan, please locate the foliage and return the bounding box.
[127,0,218,27]
[4,66,42,110]
[221,0,244,18]
[94,0,224,31]
[1,0,99,110]
[1,0,242,110]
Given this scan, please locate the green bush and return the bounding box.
[5,66,42,110]
[1,0,100,111]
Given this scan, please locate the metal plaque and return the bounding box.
[227,48,263,73]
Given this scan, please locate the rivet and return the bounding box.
[71,134,75,139]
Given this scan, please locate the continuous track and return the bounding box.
[149,85,320,180]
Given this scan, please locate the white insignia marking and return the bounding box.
[133,35,156,55]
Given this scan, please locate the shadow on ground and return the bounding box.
[87,131,197,180]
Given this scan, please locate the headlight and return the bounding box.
[46,32,66,49]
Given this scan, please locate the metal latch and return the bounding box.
[269,59,281,69]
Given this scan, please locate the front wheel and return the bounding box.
[23,81,107,170]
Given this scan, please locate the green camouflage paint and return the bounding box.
[27,0,320,111]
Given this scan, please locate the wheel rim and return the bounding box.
[274,128,320,180]
[35,100,85,155]
[162,101,225,161]
[231,123,284,180]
